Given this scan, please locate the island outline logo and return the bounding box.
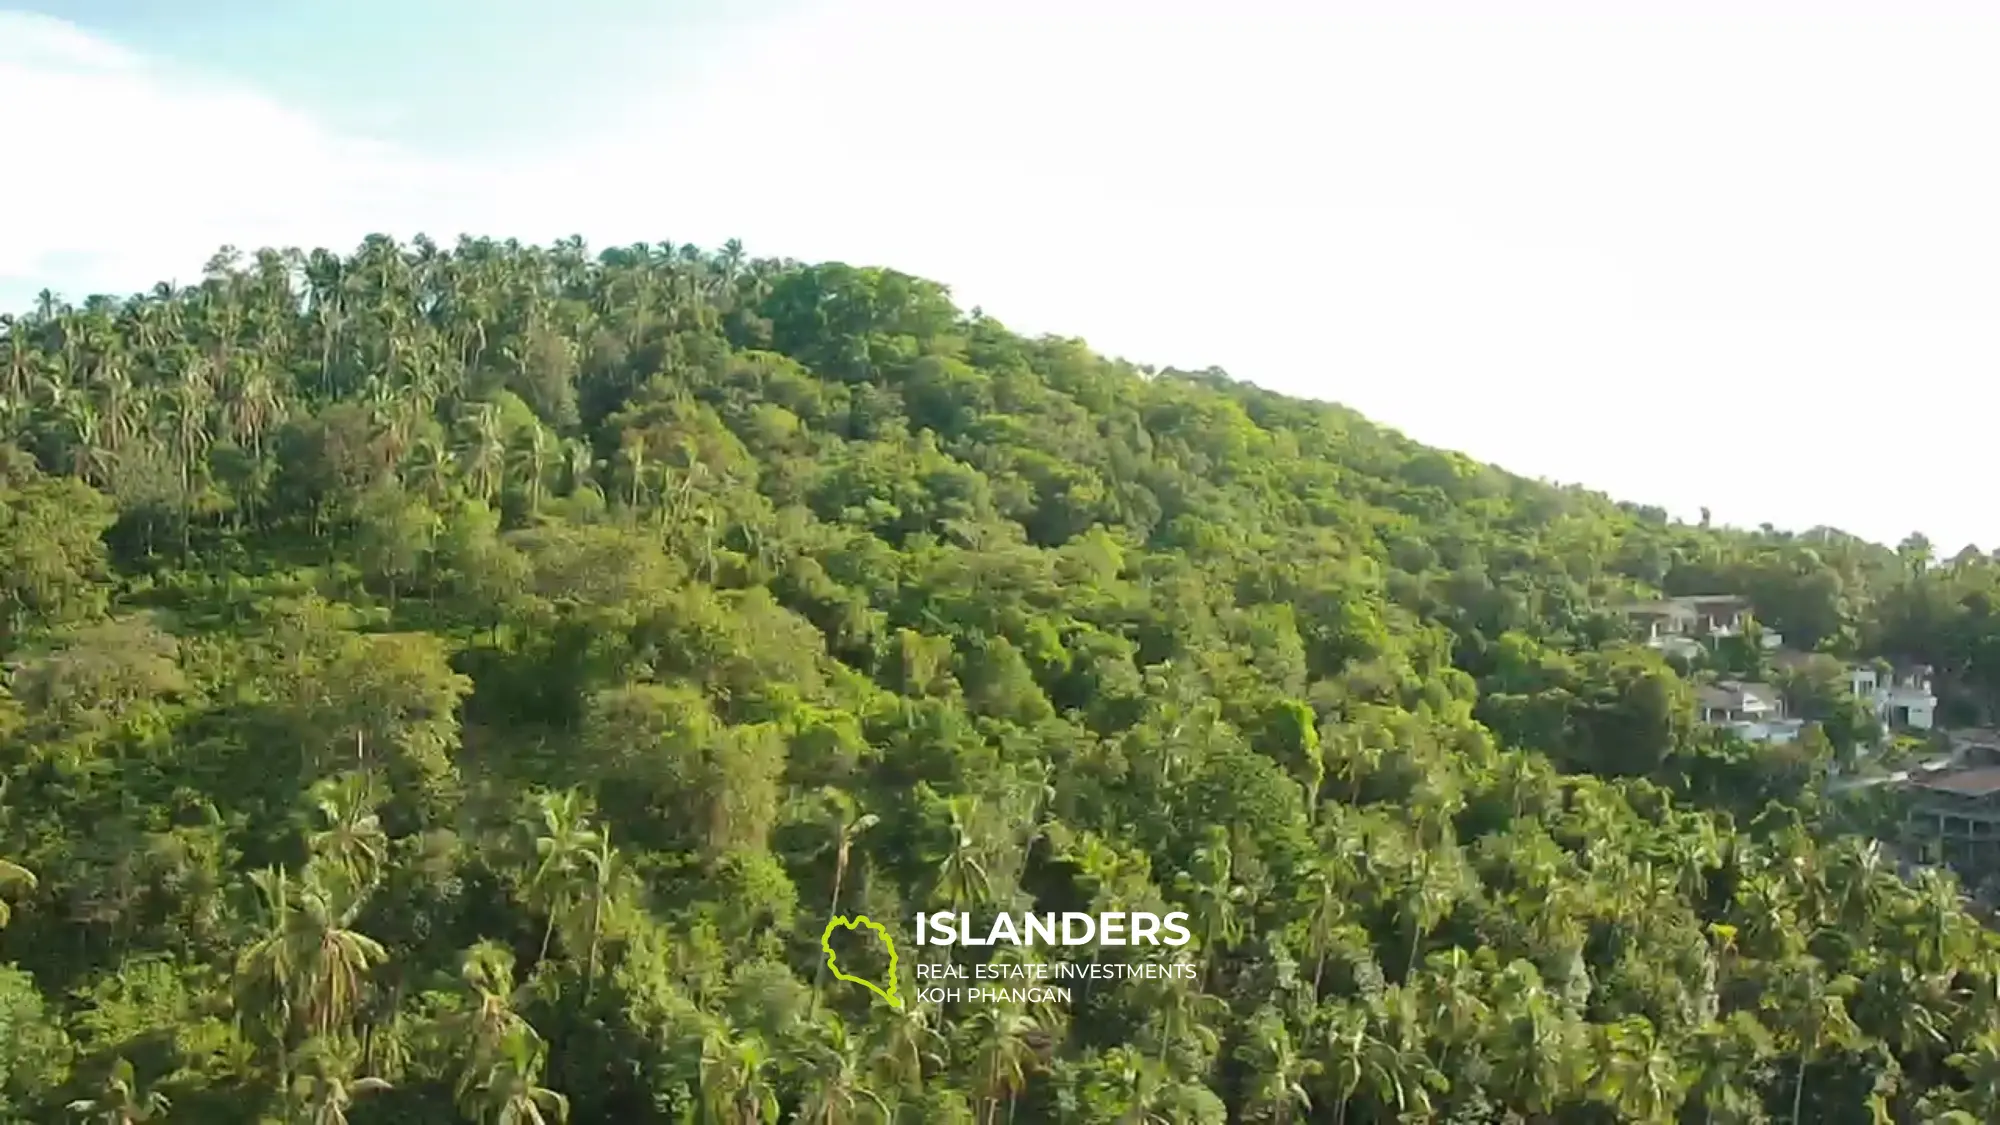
[821,914,902,1009]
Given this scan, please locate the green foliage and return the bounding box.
[0,233,1993,1124]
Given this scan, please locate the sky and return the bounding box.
[3,0,1997,551]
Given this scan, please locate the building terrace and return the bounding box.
[1616,594,1782,659]
[1904,765,2000,879]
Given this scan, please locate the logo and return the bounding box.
[821,915,902,1009]
[914,911,1192,946]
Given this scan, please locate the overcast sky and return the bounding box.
[3,0,1996,551]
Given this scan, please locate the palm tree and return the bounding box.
[1483,961,1585,1120]
[446,940,537,1104]
[1088,1040,1176,1120]
[456,402,507,504]
[698,1022,780,1124]
[864,1002,946,1097]
[234,867,303,1091]
[59,400,115,486]
[1898,532,1934,576]
[1761,957,1861,1125]
[508,426,553,517]
[1590,1016,1686,1123]
[524,788,603,965]
[576,828,616,1003]
[1395,848,1463,979]
[560,437,596,497]
[222,364,286,459]
[965,1002,1040,1125]
[290,870,390,1040]
[1237,1008,1321,1124]
[304,771,388,893]
[405,436,457,505]
[933,796,992,911]
[233,864,388,1090]
[1941,1029,2000,1121]
[159,372,214,541]
[1684,1012,1774,1125]
[1412,947,1490,1075]
[1827,836,1894,932]
[1085,1046,1176,1125]
[1149,978,1226,1071]
[612,437,649,509]
[1319,1001,1387,1125]
[292,1039,392,1125]
[66,1058,171,1124]
[1177,826,1246,987]
[1907,866,1973,972]
[1300,856,1357,997]
[792,1019,890,1125]
[464,1028,569,1125]
[0,313,42,399]
[819,787,879,920]
[811,787,880,1012]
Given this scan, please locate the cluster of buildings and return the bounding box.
[1617,593,1937,745]
[1616,593,2000,899]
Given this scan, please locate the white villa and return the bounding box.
[1697,680,1803,744]
[1848,663,1938,731]
[1621,594,1784,660]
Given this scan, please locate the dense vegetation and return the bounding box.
[2,235,2000,1123]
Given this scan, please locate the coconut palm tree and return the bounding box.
[290,870,390,1040]
[933,796,992,912]
[811,787,879,1012]
[445,940,537,1104]
[508,426,553,517]
[792,1019,889,1125]
[232,864,388,1092]
[1237,1008,1320,1124]
[234,867,303,1091]
[865,1002,946,1097]
[698,1022,780,1124]
[1684,1012,1774,1125]
[524,788,603,965]
[292,1039,392,1125]
[304,770,388,893]
[463,1028,568,1125]
[456,402,507,504]
[1590,1016,1686,1123]
[965,1002,1040,1125]
[66,1058,170,1124]
[576,829,616,1003]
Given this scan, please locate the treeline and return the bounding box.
[0,235,1994,1122]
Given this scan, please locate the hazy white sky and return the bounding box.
[2,0,1996,550]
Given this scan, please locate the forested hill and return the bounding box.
[1,235,1998,1123]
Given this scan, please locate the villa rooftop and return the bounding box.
[1912,768,2000,799]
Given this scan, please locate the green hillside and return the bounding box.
[1,235,1998,1123]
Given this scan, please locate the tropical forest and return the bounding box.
[6,234,2000,1124]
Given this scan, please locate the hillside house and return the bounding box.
[1904,763,2000,880]
[1620,594,1784,658]
[1877,664,1938,731]
[1766,655,1937,733]
[1697,680,1803,743]
[1842,662,1938,730]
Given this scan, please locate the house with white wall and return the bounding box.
[1880,664,1938,730]
[1697,680,1803,743]
[1840,662,1936,730]
[1620,594,1784,657]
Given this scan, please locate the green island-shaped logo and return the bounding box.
[821,915,902,1009]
